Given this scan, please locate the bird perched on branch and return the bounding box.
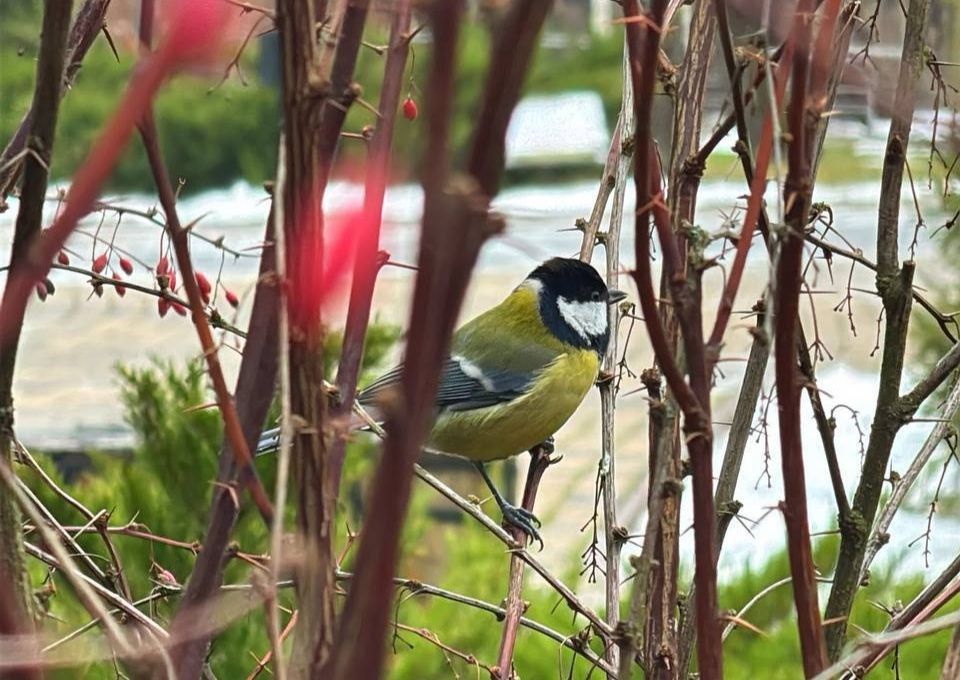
[259,257,625,546]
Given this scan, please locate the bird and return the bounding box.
[258,257,626,546]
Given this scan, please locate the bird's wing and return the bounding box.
[359,316,561,413]
[357,355,547,413]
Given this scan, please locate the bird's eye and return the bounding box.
[591,291,601,302]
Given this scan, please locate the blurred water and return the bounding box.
[2,171,940,282]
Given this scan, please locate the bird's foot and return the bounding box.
[501,502,543,550]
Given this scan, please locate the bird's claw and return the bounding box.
[501,503,543,550]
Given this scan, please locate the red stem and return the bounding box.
[622,0,722,676]
[331,0,412,489]
[707,41,795,353]
[136,3,275,526]
[774,1,831,675]
[494,446,553,678]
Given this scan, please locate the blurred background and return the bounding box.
[2,2,960,676]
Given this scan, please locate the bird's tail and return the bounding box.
[256,405,384,456]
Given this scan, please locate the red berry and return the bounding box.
[195,272,211,304]
[92,252,108,274]
[402,97,418,121]
[168,270,178,292]
[112,273,126,297]
[35,282,47,301]
[57,251,70,266]
[119,257,134,275]
[156,256,169,276]
[173,302,187,317]
[225,288,239,308]
[158,298,170,318]
[155,566,177,586]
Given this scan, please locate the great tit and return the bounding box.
[259,257,626,545]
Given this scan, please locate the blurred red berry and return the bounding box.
[195,272,212,303]
[225,288,239,308]
[92,252,108,274]
[168,270,178,292]
[155,566,178,586]
[156,256,169,276]
[173,302,187,316]
[119,257,134,275]
[112,273,126,297]
[158,298,170,318]
[402,97,418,121]
[57,251,70,266]
[35,282,47,301]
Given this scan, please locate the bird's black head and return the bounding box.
[525,258,624,356]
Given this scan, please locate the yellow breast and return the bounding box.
[426,349,599,462]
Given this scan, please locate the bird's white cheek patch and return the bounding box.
[556,297,607,340]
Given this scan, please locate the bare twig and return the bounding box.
[0,0,111,205]
[771,1,836,673]
[136,62,274,532]
[331,0,413,491]
[494,445,556,679]
[825,0,936,657]
[0,461,143,662]
[0,0,76,649]
[862,374,960,577]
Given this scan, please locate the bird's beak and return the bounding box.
[608,289,627,305]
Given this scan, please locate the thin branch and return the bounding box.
[0,0,111,205]
[137,91,274,528]
[862,374,960,577]
[331,0,413,492]
[494,445,556,678]
[825,0,935,656]
[0,0,76,650]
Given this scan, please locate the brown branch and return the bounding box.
[578,115,623,262]
[587,35,634,678]
[328,2,544,675]
[0,461,153,665]
[408,460,615,639]
[639,2,717,675]
[272,0,370,673]
[331,0,412,492]
[618,380,675,678]
[166,208,279,679]
[0,0,111,207]
[494,445,556,679]
[816,552,960,678]
[941,623,960,680]
[133,5,279,673]
[248,610,297,679]
[858,350,960,576]
[804,233,958,342]
[622,1,722,676]
[0,0,76,658]
[465,0,552,198]
[707,1,793,355]
[137,110,274,527]
[772,1,835,674]
[337,569,614,674]
[824,0,933,658]
[325,4,467,678]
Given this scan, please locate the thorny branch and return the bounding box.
[0,0,75,645]
[824,0,941,659]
